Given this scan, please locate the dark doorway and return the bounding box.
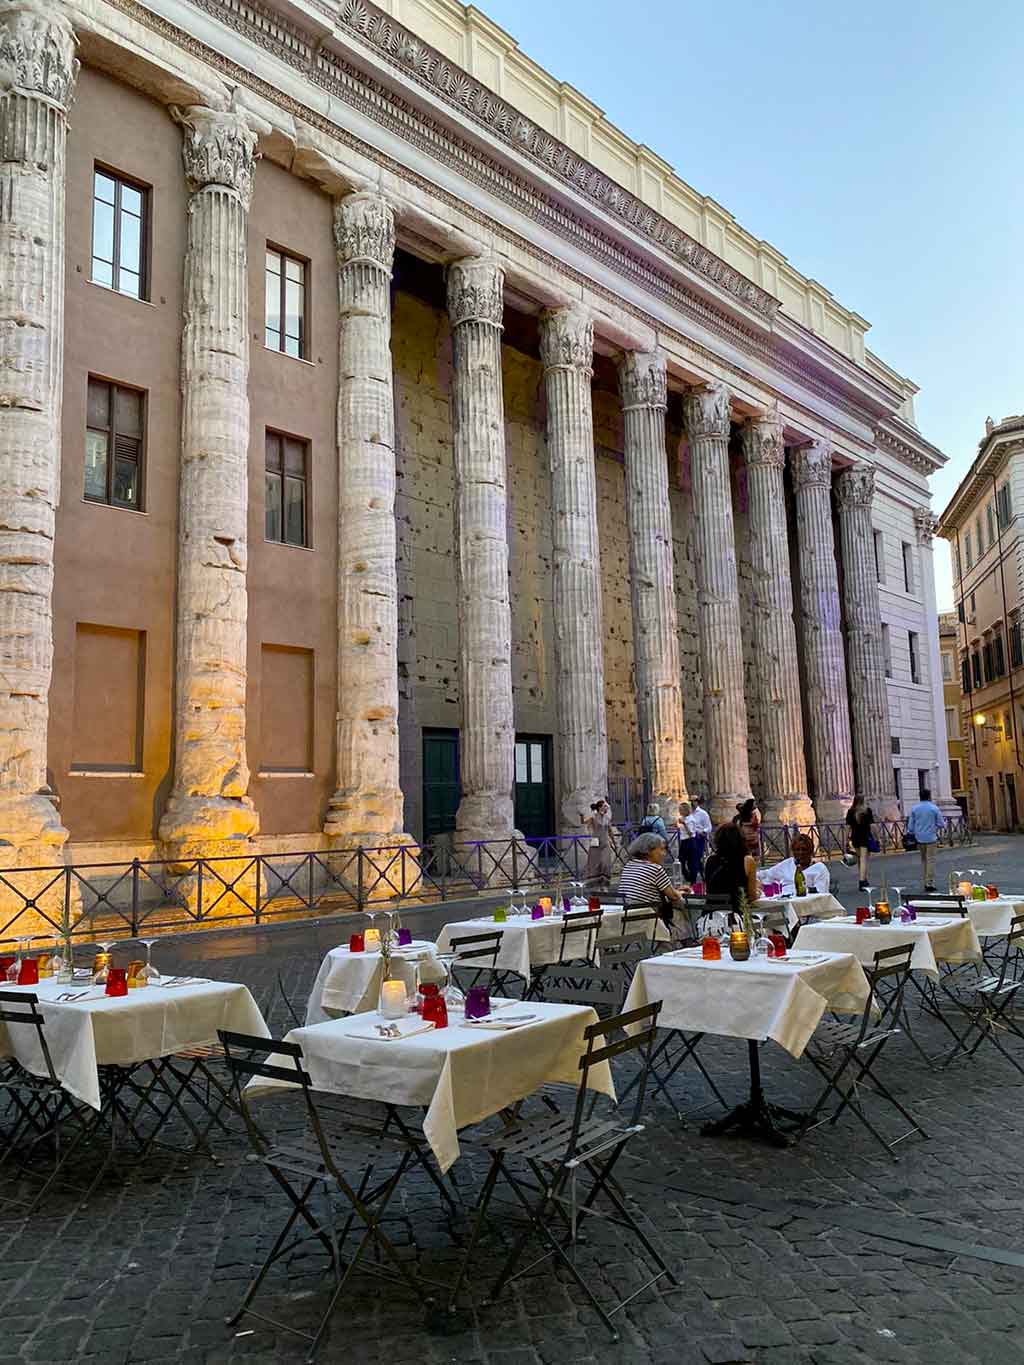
[422,729,460,843]
[514,734,554,840]
[1007,774,1019,830]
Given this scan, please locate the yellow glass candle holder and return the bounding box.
[728,931,750,962]
[874,901,891,924]
[538,896,552,914]
[364,928,381,950]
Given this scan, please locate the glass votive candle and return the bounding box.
[875,902,892,925]
[493,905,507,923]
[987,885,999,900]
[464,985,490,1019]
[127,959,145,988]
[530,904,544,920]
[587,895,601,912]
[728,931,750,962]
[539,896,552,914]
[348,932,365,952]
[105,967,128,997]
[899,907,912,923]
[17,956,39,986]
[972,886,987,901]
[379,978,407,1019]
[693,881,705,897]
[958,879,973,898]
[701,935,721,961]
[396,927,413,946]
[768,933,787,959]
[855,906,870,925]
[364,928,381,950]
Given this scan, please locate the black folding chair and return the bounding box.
[450,1001,678,1338]
[909,893,969,917]
[219,1030,434,1359]
[938,915,1024,1076]
[797,943,927,1156]
[525,911,603,1001]
[619,904,663,954]
[448,931,514,998]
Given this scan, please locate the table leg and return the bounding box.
[700,1040,805,1148]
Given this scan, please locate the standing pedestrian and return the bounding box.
[905,788,946,893]
[845,796,878,892]
[687,797,713,883]
[582,799,615,888]
[638,802,668,839]
[676,802,700,884]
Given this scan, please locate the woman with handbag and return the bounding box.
[845,796,878,892]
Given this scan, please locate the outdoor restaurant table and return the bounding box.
[908,897,1024,938]
[0,978,268,1109]
[797,915,982,978]
[622,947,870,1146]
[247,1001,614,1173]
[434,905,669,980]
[755,891,846,930]
[305,940,439,1024]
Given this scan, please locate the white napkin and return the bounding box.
[460,1012,540,1031]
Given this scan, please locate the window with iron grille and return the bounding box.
[961,659,971,693]
[91,168,148,299]
[265,431,308,547]
[265,247,307,357]
[983,641,994,683]
[85,378,144,510]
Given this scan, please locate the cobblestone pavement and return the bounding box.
[1,835,1023,1365]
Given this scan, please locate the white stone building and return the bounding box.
[0,0,956,882]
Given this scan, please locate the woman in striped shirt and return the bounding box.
[617,833,689,927]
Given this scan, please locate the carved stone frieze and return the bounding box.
[539,305,593,372]
[0,1,77,110]
[682,381,731,440]
[914,507,939,545]
[619,349,667,411]
[334,190,395,270]
[791,438,833,490]
[834,463,875,509]
[446,255,504,329]
[173,105,260,207]
[741,409,785,468]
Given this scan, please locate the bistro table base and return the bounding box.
[700,1041,805,1148]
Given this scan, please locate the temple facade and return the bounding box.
[0,0,955,878]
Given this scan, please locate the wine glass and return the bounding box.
[570,881,586,913]
[507,887,521,919]
[92,939,116,985]
[949,868,963,896]
[137,938,160,986]
[6,936,30,983]
[891,886,904,911]
[434,952,465,1012]
[751,914,772,958]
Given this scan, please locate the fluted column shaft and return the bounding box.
[683,382,750,824]
[0,2,76,857]
[836,467,899,817]
[792,440,854,821]
[447,257,515,842]
[740,415,815,826]
[160,107,260,847]
[541,307,608,832]
[324,194,407,843]
[620,350,687,818]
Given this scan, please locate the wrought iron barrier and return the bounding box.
[0,815,972,946]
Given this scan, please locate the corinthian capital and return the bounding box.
[682,380,731,440]
[334,192,396,272]
[0,1,78,110]
[618,349,667,411]
[914,506,938,545]
[741,408,784,468]
[174,106,260,209]
[791,437,833,490]
[446,256,504,329]
[539,306,593,373]
[835,463,875,510]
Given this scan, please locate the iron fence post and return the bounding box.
[255,855,262,924]
[64,866,73,943]
[357,849,364,913]
[196,859,203,921]
[130,858,140,937]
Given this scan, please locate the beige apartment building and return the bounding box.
[939,416,1024,831]
[938,611,971,818]
[0,0,955,892]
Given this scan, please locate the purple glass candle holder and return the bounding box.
[531,903,545,920]
[396,926,413,946]
[563,896,571,914]
[464,985,490,1019]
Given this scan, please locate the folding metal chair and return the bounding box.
[797,943,927,1157]
[909,893,969,917]
[219,1030,434,1360]
[525,911,603,1001]
[938,915,1024,1076]
[619,904,663,954]
[448,931,514,997]
[451,1001,678,1338]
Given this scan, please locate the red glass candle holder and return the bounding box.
[987,885,999,900]
[105,967,128,997]
[17,957,38,986]
[348,933,365,952]
[701,935,721,961]
[587,896,601,912]
[419,982,448,1029]
[768,933,787,959]
[855,907,870,925]
[0,956,15,977]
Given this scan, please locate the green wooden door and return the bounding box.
[514,735,553,840]
[422,729,460,842]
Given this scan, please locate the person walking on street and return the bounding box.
[845,796,878,892]
[905,788,946,893]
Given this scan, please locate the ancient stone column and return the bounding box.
[540,306,608,833]
[682,381,750,824]
[446,256,516,844]
[835,466,899,819]
[324,193,409,847]
[914,506,959,816]
[0,1,77,870]
[791,439,855,822]
[159,107,260,851]
[740,413,815,827]
[619,349,687,820]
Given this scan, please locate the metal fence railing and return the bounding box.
[0,815,973,946]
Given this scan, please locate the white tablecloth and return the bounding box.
[622,949,870,1058]
[796,915,982,978]
[909,897,1024,938]
[305,941,439,1024]
[435,906,669,980]
[0,979,268,1109]
[755,892,846,928]
[248,1001,614,1172]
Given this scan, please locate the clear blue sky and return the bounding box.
[480,0,1023,607]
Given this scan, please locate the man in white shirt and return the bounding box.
[758,833,830,897]
[689,798,713,838]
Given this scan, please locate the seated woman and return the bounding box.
[758,833,830,897]
[617,832,689,930]
[703,822,761,917]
